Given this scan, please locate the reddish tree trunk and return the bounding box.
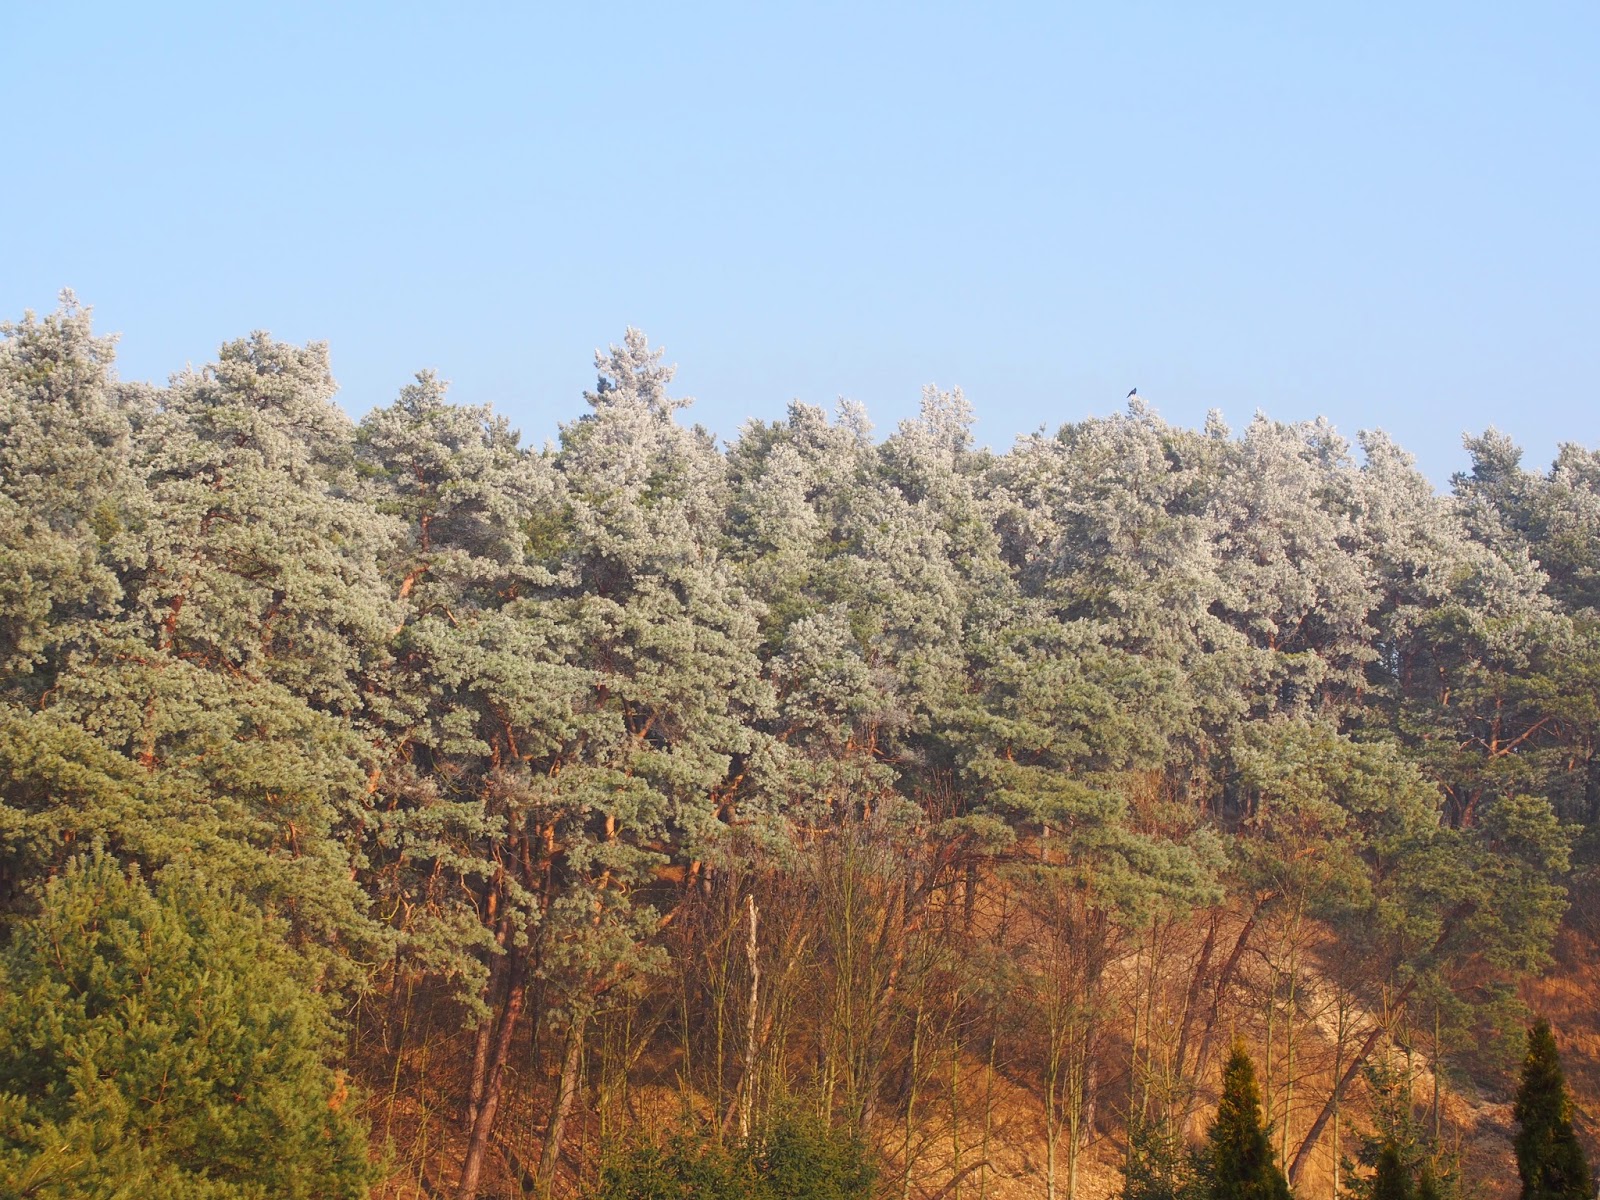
[457,950,528,1200]
[1181,900,1267,1134]
[1288,1018,1390,1184]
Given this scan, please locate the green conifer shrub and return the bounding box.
[593,1134,753,1200]
[1513,1018,1592,1200]
[593,1112,874,1200]
[1371,1142,1414,1200]
[757,1111,875,1200]
[1203,1042,1291,1200]
[1122,1113,1202,1200]
[0,854,373,1199]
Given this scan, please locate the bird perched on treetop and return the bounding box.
[1127,387,1138,398]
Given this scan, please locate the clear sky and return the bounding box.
[5,3,1597,485]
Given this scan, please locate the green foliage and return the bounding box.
[1122,1114,1203,1200]
[1349,1062,1418,1168]
[1371,1142,1414,1200]
[7,295,1600,1194]
[1203,1043,1291,1200]
[0,853,374,1199]
[1339,1060,1461,1200]
[593,1114,874,1200]
[594,1135,755,1200]
[0,294,135,692]
[1513,1019,1592,1200]
[759,1110,876,1200]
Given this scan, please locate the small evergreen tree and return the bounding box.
[1513,1019,1592,1200]
[593,1112,874,1200]
[1122,1113,1202,1200]
[756,1111,875,1200]
[1204,1042,1291,1200]
[1341,1060,1444,1200]
[593,1134,754,1200]
[1371,1142,1414,1200]
[0,854,373,1199]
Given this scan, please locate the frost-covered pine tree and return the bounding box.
[0,294,136,692]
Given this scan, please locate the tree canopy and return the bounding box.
[3,296,1597,1198]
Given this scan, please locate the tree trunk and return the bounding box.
[741,896,761,1138]
[1181,900,1267,1134]
[536,1004,590,1196]
[1289,975,1421,1186]
[1170,913,1218,1101]
[902,993,924,1200]
[1287,1019,1389,1185]
[1082,1053,1098,1146]
[457,949,528,1200]
[979,1023,997,1200]
[465,900,512,1127]
[1332,988,1347,1200]
[465,952,507,1128]
[1287,903,1470,1186]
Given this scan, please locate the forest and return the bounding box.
[2,296,1598,1200]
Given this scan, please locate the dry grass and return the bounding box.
[356,908,1600,1200]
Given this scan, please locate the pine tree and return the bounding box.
[0,853,373,1199]
[1339,1059,1447,1200]
[1122,1114,1202,1200]
[0,294,137,695]
[1371,1142,1413,1200]
[1204,1042,1291,1200]
[1513,1018,1592,1200]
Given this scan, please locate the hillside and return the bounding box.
[2,299,1598,1198]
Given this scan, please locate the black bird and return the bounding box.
[1127,387,1138,398]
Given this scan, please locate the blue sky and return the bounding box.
[5,2,1596,484]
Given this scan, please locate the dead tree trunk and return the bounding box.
[1287,1019,1389,1185]
[1288,974,1426,1185]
